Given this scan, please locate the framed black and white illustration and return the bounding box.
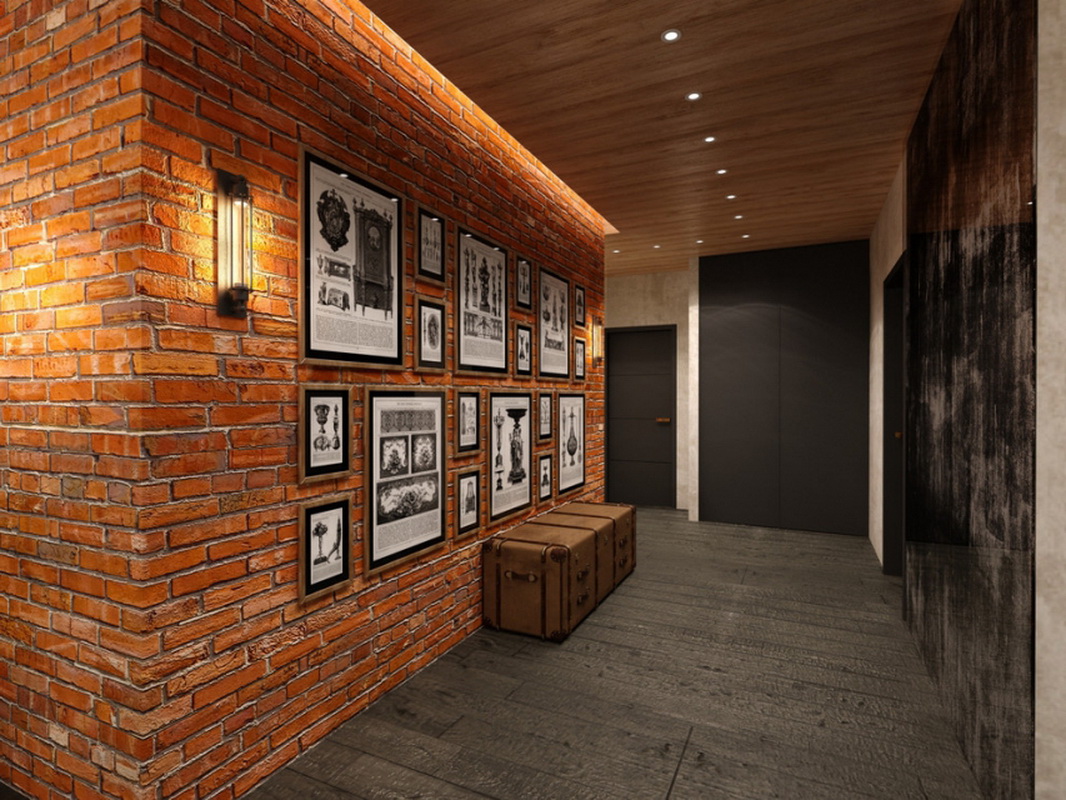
[299,386,351,484]
[574,284,586,327]
[574,337,586,381]
[366,389,446,573]
[417,209,445,283]
[558,393,585,494]
[489,392,532,520]
[516,257,532,309]
[515,323,532,376]
[416,296,445,370]
[298,496,352,602]
[538,453,553,501]
[302,151,402,366]
[457,230,508,373]
[456,390,480,454]
[538,392,552,441]
[538,267,569,378]
[455,468,481,536]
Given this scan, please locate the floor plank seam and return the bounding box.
[663,725,693,800]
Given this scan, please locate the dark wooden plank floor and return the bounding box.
[248,509,982,800]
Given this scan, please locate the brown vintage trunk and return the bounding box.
[528,512,614,605]
[481,523,596,641]
[560,502,637,587]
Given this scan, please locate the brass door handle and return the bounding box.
[655,417,671,424]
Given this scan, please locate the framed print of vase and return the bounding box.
[558,393,585,494]
[417,208,445,283]
[515,257,532,309]
[455,468,481,536]
[416,296,445,371]
[298,385,351,484]
[488,392,532,520]
[298,495,352,602]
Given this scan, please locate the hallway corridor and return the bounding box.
[249,509,981,799]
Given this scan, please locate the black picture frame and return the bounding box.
[538,391,553,441]
[416,296,446,371]
[456,229,508,373]
[488,391,532,520]
[515,322,532,376]
[574,284,586,327]
[574,336,586,381]
[298,385,352,484]
[558,393,585,494]
[515,256,533,309]
[301,150,403,366]
[455,468,481,536]
[538,453,553,501]
[299,495,352,602]
[417,208,445,284]
[538,266,570,379]
[455,390,481,454]
[365,389,447,574]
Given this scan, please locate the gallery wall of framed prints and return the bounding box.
[295,146,600,599]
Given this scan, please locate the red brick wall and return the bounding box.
[0,1,606,798]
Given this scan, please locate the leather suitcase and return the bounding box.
[482,523,596,642]
[560,502,636,587]
[527,512,614,605]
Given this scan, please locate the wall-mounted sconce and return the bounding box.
[217,169,253,318]
[591,316,605,366]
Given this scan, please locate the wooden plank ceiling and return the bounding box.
[363,0,962,275]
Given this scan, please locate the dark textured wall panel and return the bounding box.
[905,0,1036,793]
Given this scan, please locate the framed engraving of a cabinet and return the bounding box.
[302,150,403,366]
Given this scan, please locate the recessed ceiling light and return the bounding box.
[704,136,716,143]
[661,29,681,42]
[734,215,743,220]
[742,234,751,239]
[464,233,472,238]
[338,173,348,179]
[653,245,661,249]
[726,194,737,200]
[431,217,439,222]
[717,169,728,175]
[613,249,621,254]
[686,92,702,101]
[696,239,703,244]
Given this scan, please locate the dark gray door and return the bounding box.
[699,240,869,535]
[882,259,905,576]
[606,326,676,507]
